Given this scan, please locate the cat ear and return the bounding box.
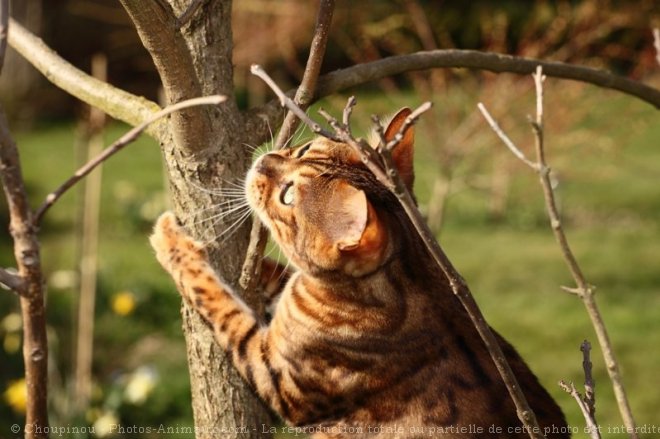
[383,107,415,190]
[322,181,368,251]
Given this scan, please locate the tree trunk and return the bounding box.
[120,0,273,436]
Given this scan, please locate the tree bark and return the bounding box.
[0,106,49,438]
[119,1,273,437]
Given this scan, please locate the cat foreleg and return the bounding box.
[150,212,291,417]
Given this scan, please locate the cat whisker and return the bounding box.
[211,209,253,247]
[243,142,261,154]
[220,178,247,191]
[263,239,279,261]
[313,165,337,180]
[204,202,251,220]
[278,251,293,285]
[262,245,288,297]
[266,118,276,150]
[209,197,249,208]
[199,207,252,246]
[185,197,249,220]
[291,123,310,147]
[185,178,247,197]
[190,203,251,229]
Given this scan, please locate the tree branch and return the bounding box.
[559,340,600,439]
[246,49,659,145]
[273,0,335,147]
[477,103,538,169]
[119,0,214,155]
[0,266,24,295]
[240,0,336,299]
[581,340,596,418]
[34,95,226,225]
[481,66,638,439]
[558,380,600,439]
[0,107,49,439]
[253,67,545,439]
[7,18,162,138]
[0,11,49,437]
[251,66,328,136]
[316,50,660,108]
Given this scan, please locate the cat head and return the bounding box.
[245,108,415,277]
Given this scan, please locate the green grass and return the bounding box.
[1,82,658,438]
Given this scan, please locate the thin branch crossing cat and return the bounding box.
[150,109,569,438]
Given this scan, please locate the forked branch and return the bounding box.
[558,341,600,439]
[479,66,638,439]
[252,65,545,439]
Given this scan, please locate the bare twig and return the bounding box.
[558,340,600,439]
[477,103,538,169]
[581,340,596,417]
[559,380,601,439]
[34,95,226,225]
[251,65,329,137]
[0,267,25,295]
[481,66,638,438]
[254,68,545,439]
[273,0,335,147]
[240,0,335,306]
[560,285,582,295]
[383,102,433,152]
[238,219,270,308]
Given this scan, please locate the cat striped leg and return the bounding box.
[149,212,290,417]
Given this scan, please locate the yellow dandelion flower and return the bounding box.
[111,291,136,316]
[4,378,27,414]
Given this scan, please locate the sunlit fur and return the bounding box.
[151,109,569,438]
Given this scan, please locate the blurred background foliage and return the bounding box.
[0,0,658,438]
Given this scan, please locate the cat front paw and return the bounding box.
[150,211,207,274]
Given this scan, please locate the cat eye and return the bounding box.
[295,142,312,158]
[280,182,295,205]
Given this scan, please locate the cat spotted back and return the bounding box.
[151,108,569,438]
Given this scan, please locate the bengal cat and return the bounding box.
[150,109,569,438]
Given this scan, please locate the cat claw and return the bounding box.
[150,211,208,273]
[150,211,179,271]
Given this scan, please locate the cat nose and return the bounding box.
[255,153,285,177]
